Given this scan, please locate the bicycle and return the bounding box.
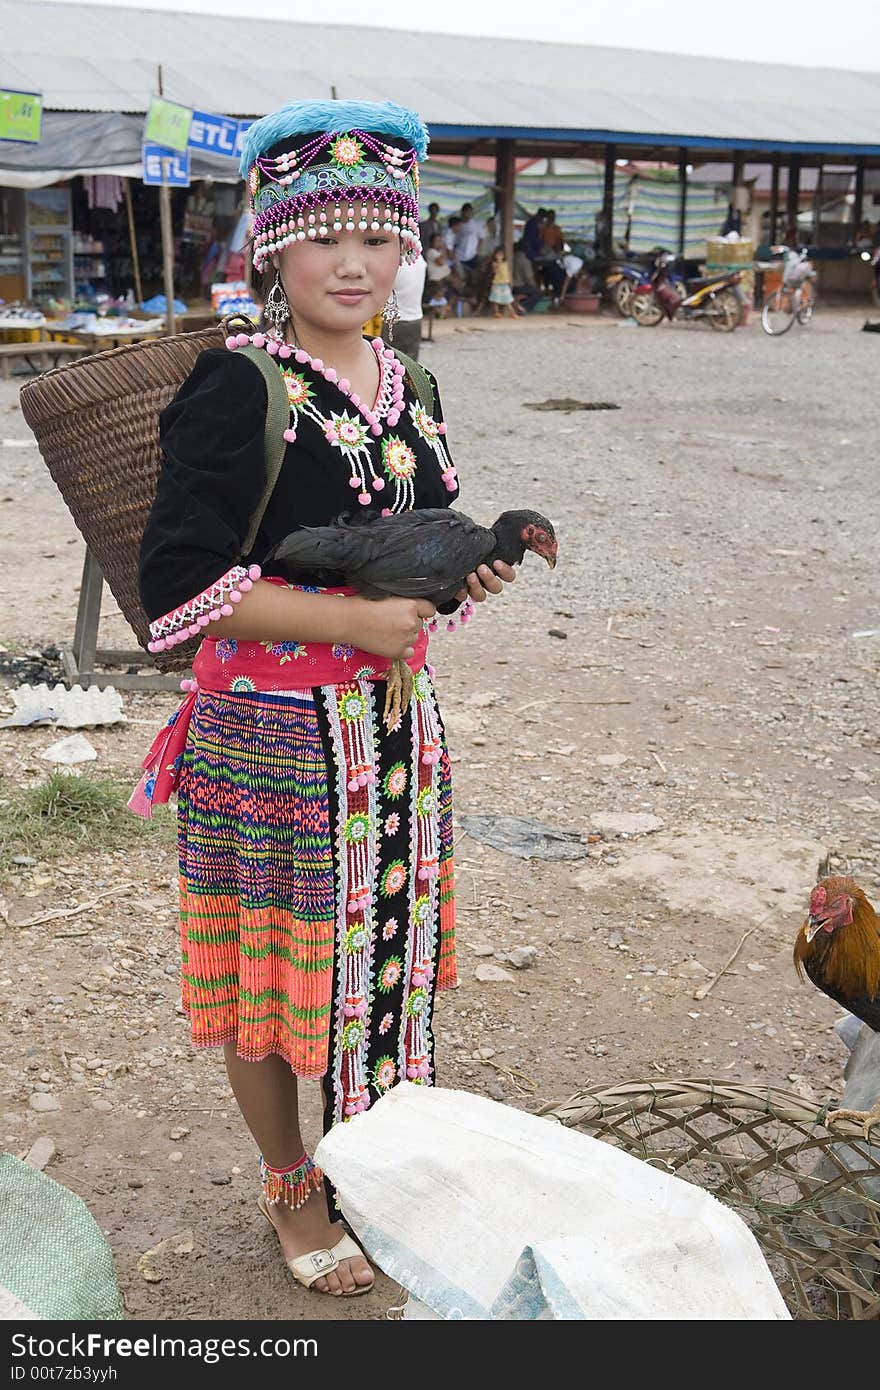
[761,246,817,336]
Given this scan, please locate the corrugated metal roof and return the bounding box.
[2,1,880,153]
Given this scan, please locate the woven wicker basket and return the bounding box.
[19,316,251,674]
[541,1080,880,1320]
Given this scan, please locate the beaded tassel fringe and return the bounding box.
[260,1153,324,1209]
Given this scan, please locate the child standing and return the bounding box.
[133,99,514,1300]
[488,246,519,318]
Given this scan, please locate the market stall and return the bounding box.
[0,110,250,345]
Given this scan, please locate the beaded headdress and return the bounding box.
[240,99,429,274]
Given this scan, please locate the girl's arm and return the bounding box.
[211,584,435,661]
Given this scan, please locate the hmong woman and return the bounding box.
[132,100,514,1298]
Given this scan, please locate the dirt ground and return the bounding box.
[1,305,879,1320]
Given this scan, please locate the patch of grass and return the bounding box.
[0,769,175,878]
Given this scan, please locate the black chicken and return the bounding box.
[269,507,558,724]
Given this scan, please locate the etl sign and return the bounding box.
[142,144,191,187]
[187,110,240,158]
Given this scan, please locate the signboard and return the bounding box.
[144,96,193,153]
[0,89,42,143]
[188,109,239,158]
[142,145,191,188]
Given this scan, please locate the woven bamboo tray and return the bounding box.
[18,316,252,674]
[541,1080,880,1320]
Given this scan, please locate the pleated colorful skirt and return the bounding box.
[175,674,456,1129]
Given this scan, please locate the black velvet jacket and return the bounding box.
[139,347,459,623]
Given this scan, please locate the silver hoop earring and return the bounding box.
[265,272,290,341]
[382,289,400,341]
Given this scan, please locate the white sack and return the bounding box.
[315,1083,790,1320]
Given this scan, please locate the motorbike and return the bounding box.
[605,250,685,317]
[631,252,743,331]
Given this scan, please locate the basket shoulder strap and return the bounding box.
[392,348,435,415]
[237,345,290,557]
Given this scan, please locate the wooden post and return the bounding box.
[157,65,177,338]
[853,156,865,232]
[158,181,176,336]
[786,155,801,243]
[814,162,823,245]
[123,178,144,305]
[677,151,688,255]
[601,144,616,259]
[495,138,516,271]
[769,155,780,245]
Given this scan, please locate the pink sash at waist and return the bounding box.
[128,583,429,818]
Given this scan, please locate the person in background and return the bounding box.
[383,251,427,361]
[720,203,742,237]
[477,217,500,262]
[426,284,450,318]
[419,202,442,248]
[444,216,461,256]
[512,238,542,312]
[454,203,483,272]
[541,209,564,255]
[487,246,518,319]
[426,232,452,291]
[522,207,547,264]
[559,246,585,303]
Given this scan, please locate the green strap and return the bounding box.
[392,348,436,415]
[237,345,290,557]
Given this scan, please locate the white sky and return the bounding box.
[44,0,880,72]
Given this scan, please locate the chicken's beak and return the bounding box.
[545,553,557,570]
[804,914,823,943]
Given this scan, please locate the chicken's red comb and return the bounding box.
[809,884,827,914]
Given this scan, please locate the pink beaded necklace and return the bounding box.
[224,329,457,515]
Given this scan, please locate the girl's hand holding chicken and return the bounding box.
[455,559,517,605]
[344,595,437,660]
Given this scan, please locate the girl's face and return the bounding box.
[274,228,400,335]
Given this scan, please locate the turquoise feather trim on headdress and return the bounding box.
[240,99,429,178]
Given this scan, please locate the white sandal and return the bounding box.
[257,1193,375,1296]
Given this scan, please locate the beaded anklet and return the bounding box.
[260,1153,325,1209]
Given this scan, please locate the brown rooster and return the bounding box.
[794,875,880,1138]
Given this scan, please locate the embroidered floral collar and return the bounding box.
[224,329,457,514]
